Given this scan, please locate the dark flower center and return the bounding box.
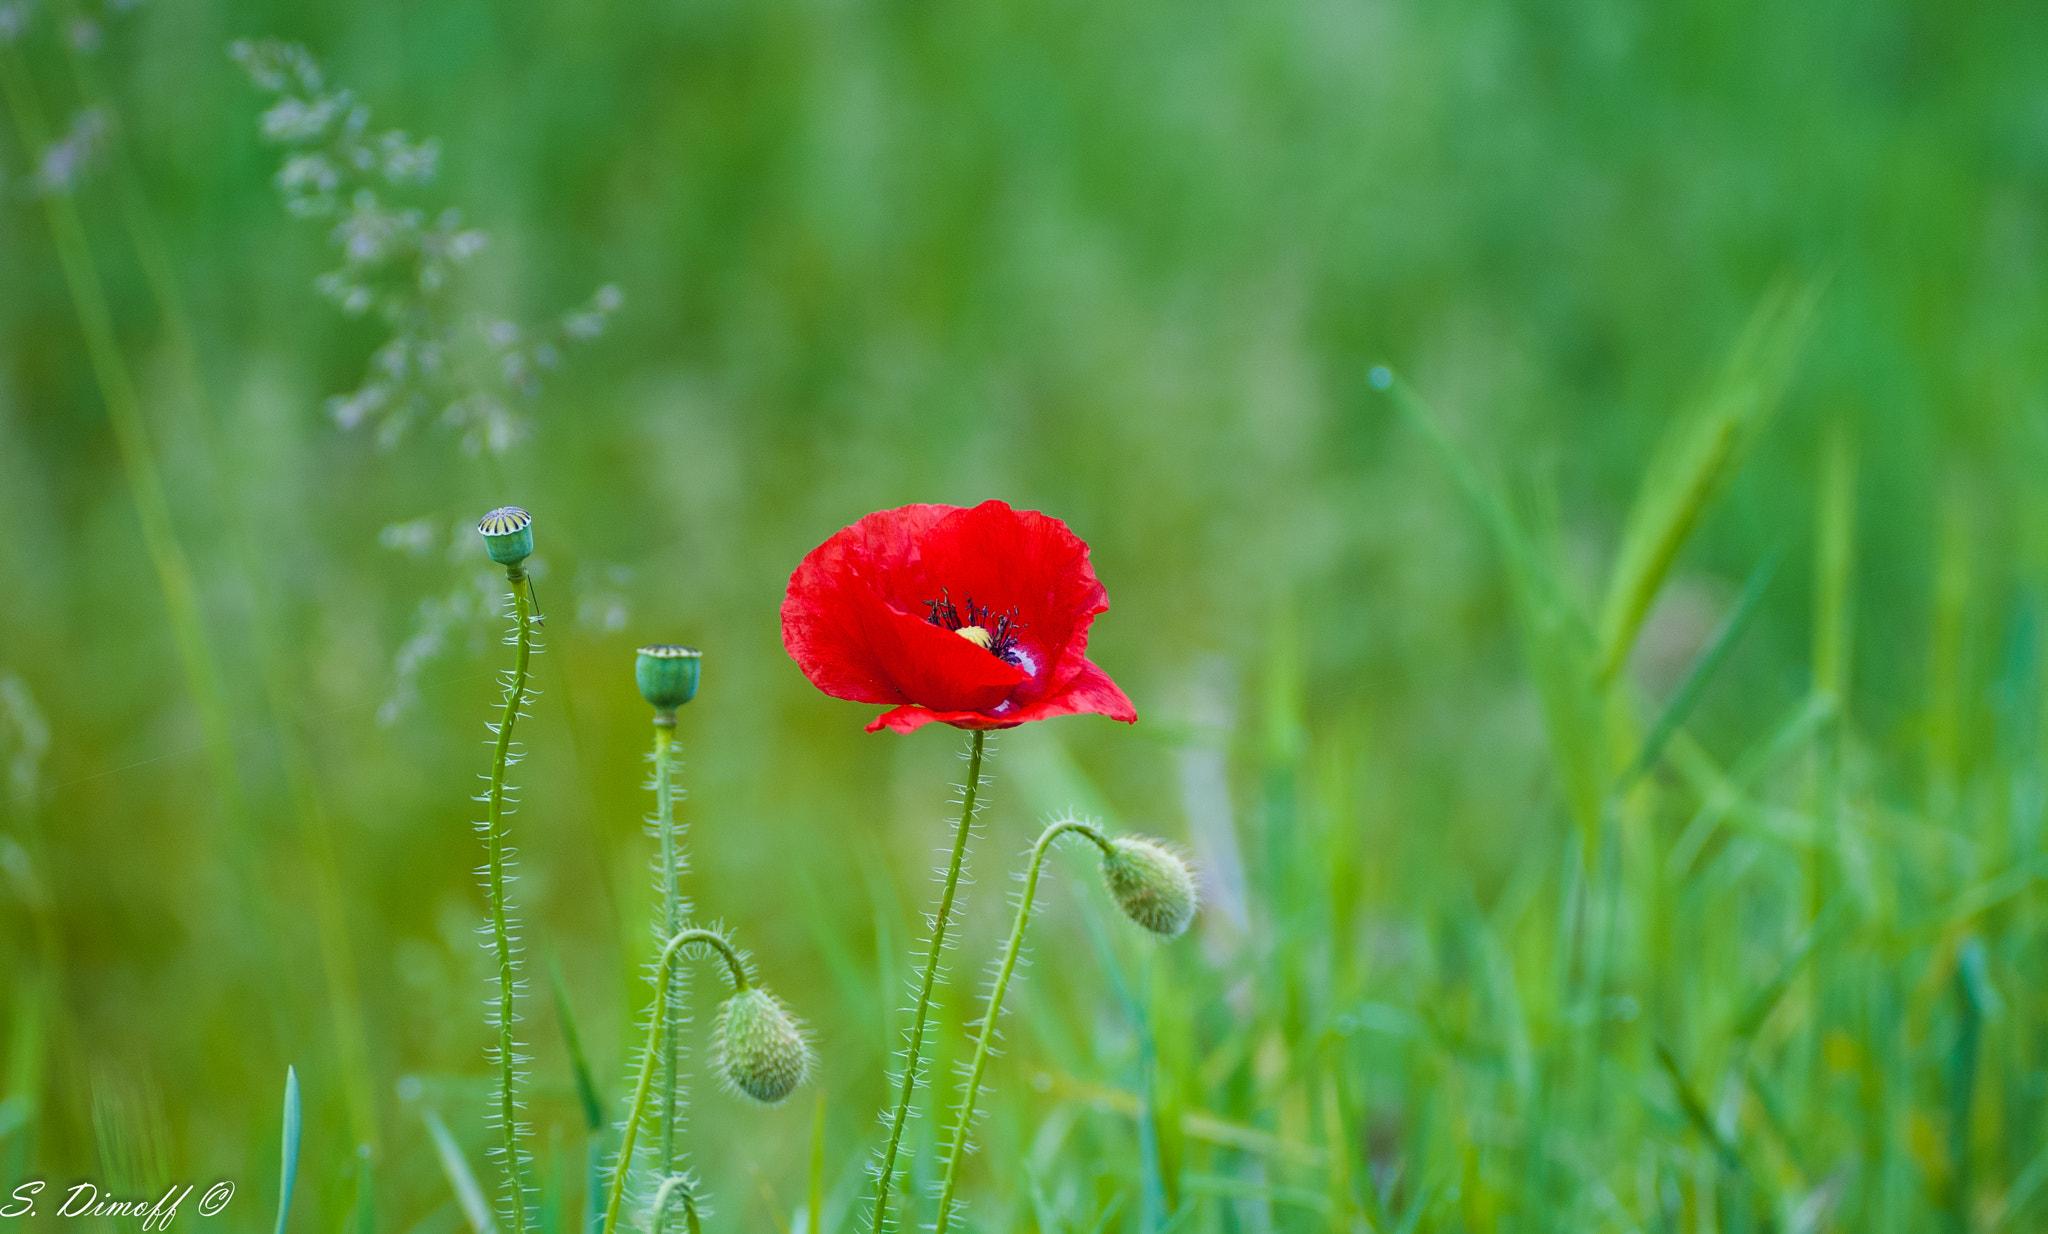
[925,590,1025,667]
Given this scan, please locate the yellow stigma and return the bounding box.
[955,625,994,650]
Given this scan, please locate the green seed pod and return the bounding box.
[477,506,535,565]
[1101,837,1198,938]
[713,987,814,1106]
[636,644,702,710]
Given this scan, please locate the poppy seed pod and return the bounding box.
[477,506,534,566]
[713,988,814,1106]
[636,644,702,710]
[1101,837,1198,938]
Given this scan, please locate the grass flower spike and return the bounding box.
[782,500,1134,1232]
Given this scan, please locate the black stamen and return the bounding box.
[924,588,1026,666]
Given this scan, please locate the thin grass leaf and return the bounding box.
[1620,548,1781,790]
[1666,694,1836,876]
[1988,1131,2048,1231]
[1595,281,1821,682]
[547,960,604,1133]
[423,1108,499,1234]
[1927,480,1972,819]
[1045,1076,1329,1169]
[1180,1175,1334,1214]
[275,1067,302,1234]
[1728,898,1843,1044]
[1900,853,2048,947]
[1390,1185,1433,1234]
[1949,940,1988,1231]
[807,1090,825,1234]
[1812,422,1857,705]
[1652,1040,1741,1172]
[1375,370,1607,841]
[1371,369,1537,578]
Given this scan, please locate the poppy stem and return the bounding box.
[869,729,986,1233]
[606,930,748,1234]
[485,565,537,1234]
[934,819,1113,1233]
[648,1174,702,1234]
[653,718,687,1177]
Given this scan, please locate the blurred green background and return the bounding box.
[4,0,2048,1229]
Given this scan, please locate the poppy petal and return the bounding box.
[917,502,1106,676]
[863,657,1136,733]
[782,505,953,704]
[786,501,1132,734]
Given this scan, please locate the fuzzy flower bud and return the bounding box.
[1101,837,1198,938]
[712,988,814,1105]
[476,506,534,566]
[636,644,702,711]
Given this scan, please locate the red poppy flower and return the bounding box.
[782,500,1138,734]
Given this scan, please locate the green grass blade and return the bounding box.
[807,1090,825,1234]
[1595,281,1821,682]
[1728,898,1842,1043]
[548,959,605,1133]
[1370,368,1533,574]
[1652,1040,1741,1172]
[1927,481,1971,819]
[275,1067,302,1234]
[1989,1127,2048,1230]
[1374,369,1607,840]
[1812,421,1857,706]
[1620,547,1781,790]
[423,1108,500,1234]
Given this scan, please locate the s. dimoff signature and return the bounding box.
[2,1180,235,1229]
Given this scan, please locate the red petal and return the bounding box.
[864,657,1137,733]
[789,501,1131,732]
[783,504,1025,709]
[915,501,1108,698]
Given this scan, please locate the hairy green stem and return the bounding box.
[604,930,748,1234]
[934,819,1112,1232]
[487,567,537,1233]
[653,718,685,1174]
[870,729,986,1233]
[648,1175,700,1234]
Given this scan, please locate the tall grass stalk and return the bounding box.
[483,559,539,1233]
[5,29,385,1165]
[0,45,246,828]
[869,729,985,1233]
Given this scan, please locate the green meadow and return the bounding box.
[3,0,2047,1230]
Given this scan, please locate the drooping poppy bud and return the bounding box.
[713,988,814,1106]
[636,644,702,711]
[1101,837,1198,938]
[477,506,535,566]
